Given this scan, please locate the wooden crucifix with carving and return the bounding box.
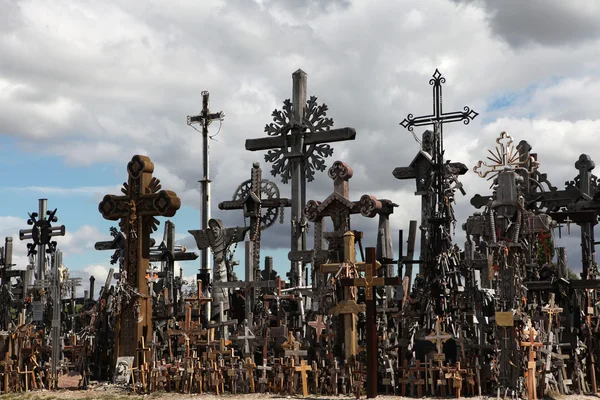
[98,155,181,358]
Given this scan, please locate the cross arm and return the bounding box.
[245,127,357,151]
[98,194,130,220]
[138,190,181,217]
[19,225,65,240]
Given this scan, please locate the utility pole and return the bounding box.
[187,91,225,321]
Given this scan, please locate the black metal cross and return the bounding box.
[19,199,66,280]
[400,69,478,141]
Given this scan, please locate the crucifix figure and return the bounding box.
[190,218,249,320]
[187,90,225,289]
[19,199,66,281]
[98,154,181,357]
[245,69,357,287]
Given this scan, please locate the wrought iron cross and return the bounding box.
[19,199,66,280]
[400,69,478,139]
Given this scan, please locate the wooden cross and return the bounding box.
[410,360,426,398]
[295,359,312,397]
[520,326,544,400]
[541,293,563,331]
[230,320,255,355]
[321,231,366,359]
[307,314,327,342]
[340,247,402,399]
[98,155,181,357]
[424,318,453,362]
[245,357,256,393]
[257,358,272,392]
[263,277,295,325]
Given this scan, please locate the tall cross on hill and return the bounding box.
[98,154,181,357]
[245,69,357,287]
[187,90,225,298]
[400,69,478,144]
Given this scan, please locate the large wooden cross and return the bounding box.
[246,69,357,287]
[321,231,366,360]
[340,247,402,399]
[98,155,181,358]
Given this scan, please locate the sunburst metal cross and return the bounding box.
[400,69,478,140]
[473,131,538,181]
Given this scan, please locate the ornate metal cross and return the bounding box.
[218,162,290,279]
[400,69,478,138]
[473,131,538,181]
[98,154,181,357]
[19,199,66,280]
[245,69,357,287]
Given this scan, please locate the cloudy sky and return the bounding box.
[1,0,599,294]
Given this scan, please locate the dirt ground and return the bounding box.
[2,387,599,400]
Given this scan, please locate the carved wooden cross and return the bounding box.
[520,326,544,400]
[541,293,563,332]
[245,357,256,393]
[150,220,198,307]
[263,277,295,325]
[98,155,181,357]
[340,247,402,399]
[321,231,366,360]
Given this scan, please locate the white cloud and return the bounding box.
[1,0,599,273]
[84,264,109,281]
